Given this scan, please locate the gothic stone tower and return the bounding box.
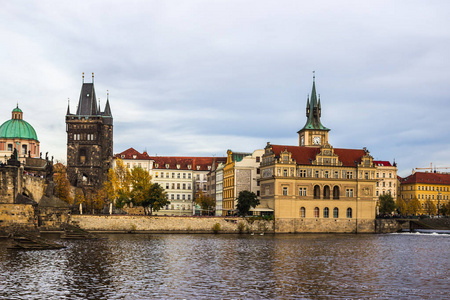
[297,75,330,147]
[66,74,113,191]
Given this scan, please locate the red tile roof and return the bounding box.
[401,172,450,185]
[151,156,226,171]
[270,145,367,167]
[114,147,151,160]
[114,148,226,171]
[373,160,392,167]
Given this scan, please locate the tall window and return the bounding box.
[314,207,319,218]
[324,171,329,178]
[283,187,288,196]
[333,207,339,218]
[283,169,288,177]
[346,172,353,179]
[314,185,320,199]
[300,207,305,218]
[323,186,330,199]
[334,171,339,179]
[347,208,352,218]
[323,207,329,218]
[315,170,320,178]
[333,186,340,199]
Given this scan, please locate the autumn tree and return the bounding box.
[396,198,407,215]
[103,158,131,208]
[405,197,421,216]
[195,190,216,215]
[129,166,168,215]
[378,194,396,215]
[53,163,73,204]
[424,199,436,215]
[236,191,260,217]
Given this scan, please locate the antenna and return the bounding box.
[82,72,85,83]
[92,72,94,83]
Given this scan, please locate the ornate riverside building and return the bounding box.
[259,77,378,233]
[66,74,113,191]
[0,106,40,163]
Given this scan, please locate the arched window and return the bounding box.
[347,208,352,218]
[314,207,319,218]
[300,207,305,218]
[323,207,329,218]
[314,185,320,199]
[333,207,339,218]
[333,186,340,199]
[323,186,330,199]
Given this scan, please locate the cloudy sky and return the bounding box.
[0,1,448,177]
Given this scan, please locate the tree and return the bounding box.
[405,197,421,216]
[143,183,169,215]
[195,190,215,215]
[129,166,168,215]
[440,202,450,216]
[378,194,396,215]
[424,199,436,215]
[53,163,73,204]
[103,158,131,207]
[396,198,407,215]
[236,191,260,217]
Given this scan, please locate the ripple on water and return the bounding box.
[0,233,448,299]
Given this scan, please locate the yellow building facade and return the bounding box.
[399,171,450,215]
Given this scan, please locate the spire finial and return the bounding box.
[82,72,85,83]
[107,90,109,99]
[313,71,315,82]
[92,72,94,83]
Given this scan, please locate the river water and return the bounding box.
[0,233,448,299]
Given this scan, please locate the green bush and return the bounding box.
[237,221,245,233]
[212,222,221,233]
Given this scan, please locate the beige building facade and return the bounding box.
[258,77,379,233]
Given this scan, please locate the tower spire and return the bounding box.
[67,98,70,115]
[82,72,84,83]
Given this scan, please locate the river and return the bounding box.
[0,233,448,299]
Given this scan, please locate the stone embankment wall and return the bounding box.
[375,219,403,233]
[70,215,274,233]
[23,175,46,202]
[276,218,375,233]
[0,204,36,230]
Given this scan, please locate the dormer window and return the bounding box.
[177,164,180,169]
[121,155,125,158]
[133,155,137,159]
[208,166,211,170]
[165,164,170,169]
[155,164,159,168]
[188,165,192,170]
[196,166,200,170]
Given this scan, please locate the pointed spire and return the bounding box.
[298,73,329,132]
[103,90,112,117]
[66,98,71,115]
[92,72,94,83]
[82,72,84,83]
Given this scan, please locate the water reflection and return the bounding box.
[0,233,448,299]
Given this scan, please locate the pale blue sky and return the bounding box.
[0,1,448,176]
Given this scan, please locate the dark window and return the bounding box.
[333,186,340,199]
[323,207,329,218]
[314,185,320,199]
[333,207,339,218]
[323,186,330,199]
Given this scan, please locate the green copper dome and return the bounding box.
[0,107,38,141]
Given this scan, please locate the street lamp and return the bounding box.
[438,193,441,217]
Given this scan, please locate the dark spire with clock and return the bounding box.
[297,72,330,147]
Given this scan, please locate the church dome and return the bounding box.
[0,106,38,141]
